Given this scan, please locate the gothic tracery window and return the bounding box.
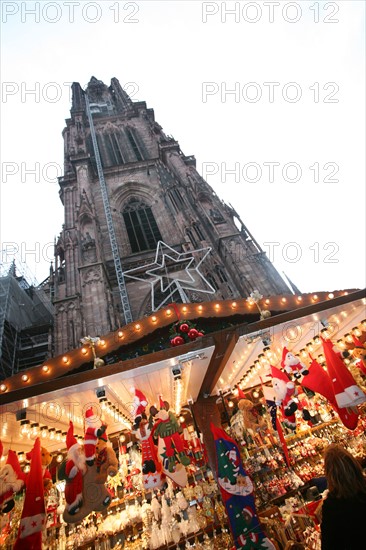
[193,222,205,242]
[122,199,162,253]
[215,265,228,283]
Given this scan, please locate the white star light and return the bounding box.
[123,241,215,311]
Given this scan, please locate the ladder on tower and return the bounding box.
[85,94,133,325]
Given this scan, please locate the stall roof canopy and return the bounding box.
[0,288,365,453]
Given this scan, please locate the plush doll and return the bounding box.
[237,399,268,445]
[64,421,86,516]
[83,406,107,466]
[0,448,26,514]
[95,432,118,477]
[61,435,118,525]
[271,366,299,430]
[26,444,52,493]
[133,415,165,490]
[150,398,191,473]
[130,387,148,430]
[281,347,309,379]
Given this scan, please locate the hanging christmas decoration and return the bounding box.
[150,398,190,487]
[13,438,45,550]
[302,355,359,430]
[210,423,275,549]
[169,319,204,347]
[130,388,165,490]
[246,290,271,320]
[281,347,309,379]
[321,337,366,408]
[80,335,105,368]
[123,241,215,311]
[0,447,26,514]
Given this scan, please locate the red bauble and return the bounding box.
[179,323,189,333]
[197,332,204,337]
[188,328,199,340]
[171,335,185,346]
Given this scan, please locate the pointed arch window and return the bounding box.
[193,222,205,242]
[122,199,162,253]
[125,128,144,161]
[105,132,125,165]
[168,187,185,213]
[215,265,228,283]
[186,229,197,248]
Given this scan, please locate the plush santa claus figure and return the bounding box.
[84,407,107,466]
[271,366,299,429]
[281,347,309,379]
[131,387,148,430]
[65,421,86,516]
[0,447,26,514]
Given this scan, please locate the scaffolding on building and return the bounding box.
[0,257,54,379]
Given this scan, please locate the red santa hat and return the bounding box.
[134,388,147,406]
[281,347,290,367]
[66,421,78,450]
[85,406,98,423]
[13,438,45,549]
[270,365,291,384]
[159,396,166,409]
[322,337,366,408]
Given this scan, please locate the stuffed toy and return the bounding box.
[26,444,52,493]
[64,421,86,516]
[95,432,118,477]
[150,398,191,473]
[130,387,148,431]
[237,399,268,445]
[133,414,165,490]
[62,461,114,524]
[281,347,309,379]
[83,406,107,466]
[0,447,26,514]
[271,366,299,430]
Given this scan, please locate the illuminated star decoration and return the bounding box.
[123,241,215,311]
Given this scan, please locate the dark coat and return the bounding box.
[321,492,366,549]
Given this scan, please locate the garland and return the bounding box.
[169,319,204,347]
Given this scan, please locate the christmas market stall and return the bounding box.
[0,288,365,549]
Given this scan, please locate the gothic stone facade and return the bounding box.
[53,77,290,354]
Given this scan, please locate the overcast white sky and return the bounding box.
[0,0,365,294]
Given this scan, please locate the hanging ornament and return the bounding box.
[169,319,204,347]
[80,335,105,369]
[246,290,271,320]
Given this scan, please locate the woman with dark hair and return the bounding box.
[321,443,366,549]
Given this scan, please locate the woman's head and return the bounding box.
[324,444,366,499]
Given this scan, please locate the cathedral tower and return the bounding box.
[53,76,291,354]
